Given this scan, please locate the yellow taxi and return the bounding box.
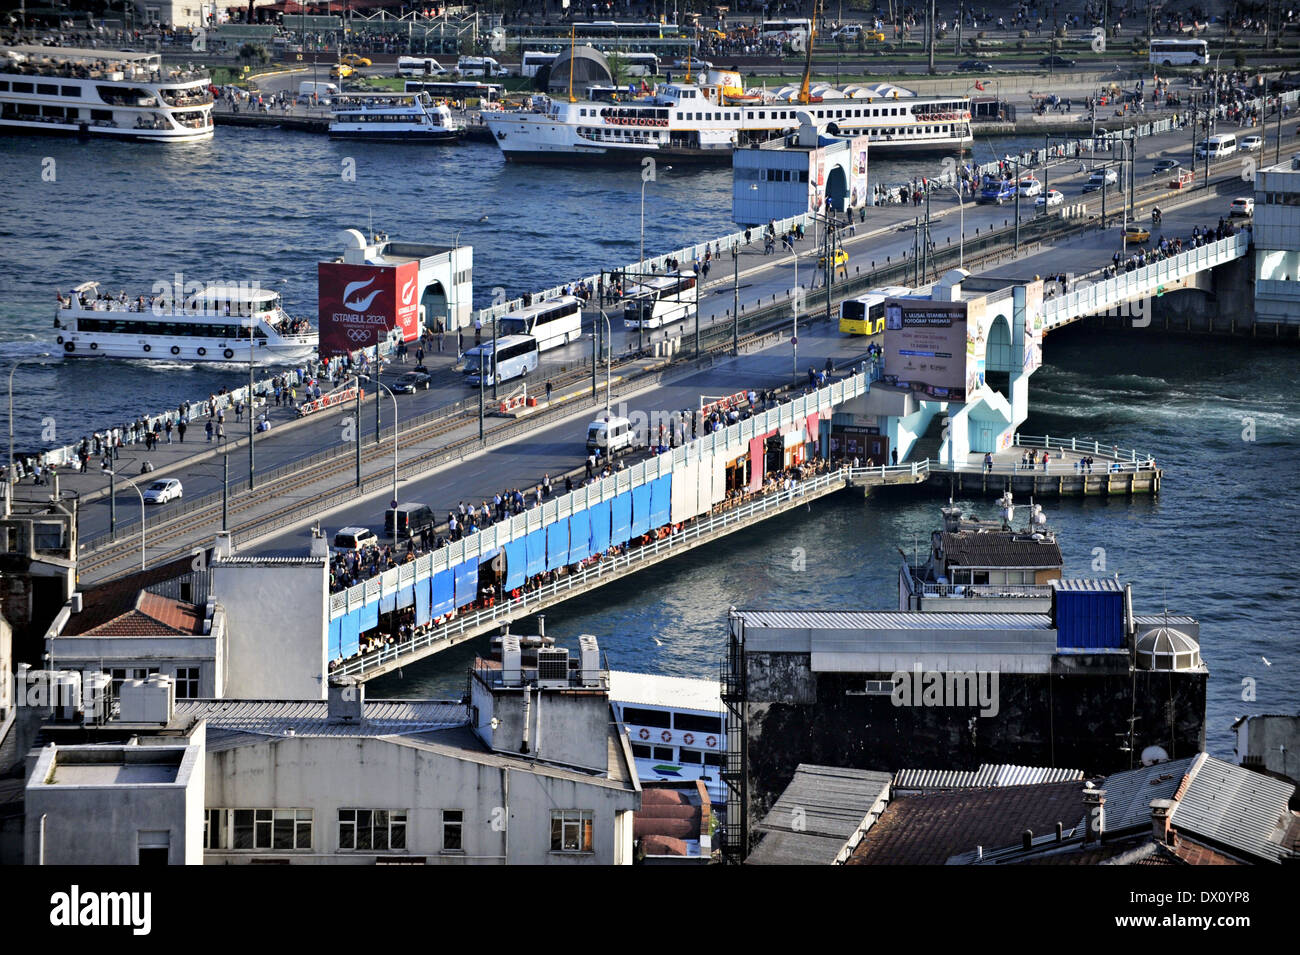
[865,30,887,41]
[819,248,850,271]
[330,63,355,80]
[340,53,372,68]
[1123,223,1151,242]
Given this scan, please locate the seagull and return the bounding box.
[653,637,664,646]
[1262,656,1272,667]
[478,215,489,222]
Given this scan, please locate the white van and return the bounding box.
[297,80,339,104]
[457,56,503,77]
[1197,133,1237,159]
[397,56,447,77]
[586,415,635,455]
[333,526,378,554]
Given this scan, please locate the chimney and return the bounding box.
[1021,829,1033,851]
[1082,786,1107,843]
[1150,798,1176,846]
[214,531,233,559]
[327,679,364,723]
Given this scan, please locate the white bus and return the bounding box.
[1149,38,1209,66]
[457,56,505,77]
[497,295,583,351]
[621,52,661,77]
[462,335,539,387]
[396,56,448,77]
[623,273,697,329]
[761,18,812,44]
[519,51,558,78]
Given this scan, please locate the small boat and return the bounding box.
[328,90,462,143]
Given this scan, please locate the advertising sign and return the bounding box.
[394,260,420,343]
[963,295,990,398]
[317,262,397,358]
[1021,280,1044,374]
[850,136,869,208]
[882,299,968,401]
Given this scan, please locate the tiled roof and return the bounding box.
[63,553,197,635]
[846,781,1084,865]
[80,590,203,637]
[635,784,707,850]
[941,531,1063,569]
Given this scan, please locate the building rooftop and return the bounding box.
[75,591,203,638]
[177,699,468,739]
[62,553,197,635]
[893,763,1085,792]
[28,743,196,791]
[608,670,722,714]
[749,764,892,865]
[940,531,1063,569]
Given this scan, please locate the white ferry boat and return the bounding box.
[608,669,727,810]
[0,45,213,142]
[54,282,316,365]
[328,90,462,143]
[483,72,971,163]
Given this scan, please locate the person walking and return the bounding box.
[177,420,186,443]
[217,423,226,442]
[205,420,214,442]
[545,381,553,404]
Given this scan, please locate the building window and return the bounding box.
[551,810,593,853]
[173,667,199,699]
[209,809,312,851]
[338,809,407,851]
[652,746,674,761]
[442,809,463,852]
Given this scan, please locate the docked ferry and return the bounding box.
[328,90,462,143]
[483,71,971,163]
[54,282,316,365]
[0,45,213,141]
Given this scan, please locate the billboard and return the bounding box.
[850,136,869,208]
[962,295,990,398]
[317,261,420,358]
[882,299,968,402]
[1020,280,1044,374]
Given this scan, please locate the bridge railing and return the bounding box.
[331,464,857,678]
[1011,434,1156,466]
[1044,231,1250,330]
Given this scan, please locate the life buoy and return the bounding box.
[223,348,234,360]
[89,342,98,350]
[64,341,74,353]
[661,730,671,743]
[638,728,650,741]
[142,343,151,352]
[705,735,717,748]
[170,345,180,355]
[683,733,695,746]
[196,347,206,357]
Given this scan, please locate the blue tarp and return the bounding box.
[568,508,591,563]
[631,484,651,536]
[432,569,455,616]
[589,499,611,554]
[359,600,379,634]
[397,585,414,610]
[414,579,431,627]
[546,520,570,570]
[525,528,547,577]
[504,538,526,590]
[341,610,361,658]
[454,560,477,608]
[379,593,396,614]
[650,474,671,527]
[611,493,632,545]
[328,616,342,660]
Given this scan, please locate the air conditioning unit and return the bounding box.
[119,675,173,724]
[536,648,570,687]
[52,670,83,721]
[501,635,522,685]
[82,671,111,723]
[578,634,601,687]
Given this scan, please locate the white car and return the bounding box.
[1035,189,1065,208]
[1241,135,1263,151]
[142,478,183,505]
[1229,197,1255,217]
[1016,178,1043,198]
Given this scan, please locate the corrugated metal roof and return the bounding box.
[1095,756,1198,834]
[1051,578,1125,592]
[177,699,467,737]
[608,671,722,714]
[739,611,1054,631]
[894,763,1085,790]
[213,556,324,565]
[1133,614,1197,625]
[1174,754,1296,863]
[750,764,892,865]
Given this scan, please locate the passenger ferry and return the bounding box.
[54,282,316,365]
[608,669,727,810]
[0,45,213,141]
[483,71,971,163]
[328,90,462,143]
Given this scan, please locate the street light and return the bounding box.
[105,470,146,571]
[639,172,654,354]
[359,374,399,522]
[790,246,801,384]
[936,180,965,268]
[7,352,50,515]
[595,308,612,417]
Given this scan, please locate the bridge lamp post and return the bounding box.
[790,247,801,385]
[596,309,612,418]
[105,470,146,571]
[360,375,399,528]
[7,352,50,516]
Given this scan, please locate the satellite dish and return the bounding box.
[1140,745,1170,766]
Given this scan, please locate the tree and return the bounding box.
[606,51,628,88]
[238,42,270,66]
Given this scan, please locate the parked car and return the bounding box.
[1123,223,1151,242]
[958,59,993,72]
[1152,158,1181,173]
[1241,135,1264,151]
[1229,197,1255,217]
[142,478,183,505]
[391,369,432,394]
[1039,55,1076,68]
[1035,189,1065,208]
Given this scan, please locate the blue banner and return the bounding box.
[504,538,526,590]
[414,579,431,626]
[589,499,611,554]
[650,474,671,527]
[546,520,570,570]
[454,560,477,608]
[631,484,651,536]
[569,508,591,563]
[359,600,379,634]
[432,569,455,616]
[329,616,342,661]
[379,593,396,614]
[396,585,414,610]
[611,493,632,545]
[526,528,546,577]
[341,610,361,658]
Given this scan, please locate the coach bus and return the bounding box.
[623,272,697,329]
[1149,38,1209,66]
[497,296,583,351]
[462,335,539,387]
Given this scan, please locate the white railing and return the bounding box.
[1011,434,1157,467]
[913,581,1054,598]
[1044,231,1250,330]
